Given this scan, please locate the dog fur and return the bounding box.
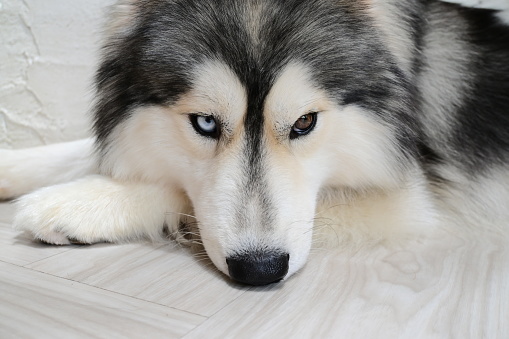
[1,0,509,285]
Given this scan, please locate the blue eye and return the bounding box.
[196,116,216,133]
[190,114,220,139]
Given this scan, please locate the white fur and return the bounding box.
[265,63,409,190]
[368,0,419,76]
[315,171,439,250]
[0,139,96,200]
[5,2,508,282]
[443,0,509,10]
[417,3,475,149]
[431,165,509,237]
[7,60,442,279]
[443,0,509,24]
[14,175,186,244]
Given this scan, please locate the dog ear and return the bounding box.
[104,0,142,39]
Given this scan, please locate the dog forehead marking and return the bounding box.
[186,59,287,232]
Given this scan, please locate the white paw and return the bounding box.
[13,176,179,245]
[13,183,114,245]
[31,230,72,245]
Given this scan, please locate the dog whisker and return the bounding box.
[165,211,198,220]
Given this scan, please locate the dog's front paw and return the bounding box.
[13,185,104,245]
[13,175,175,245]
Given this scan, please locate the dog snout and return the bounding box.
[226,251,290,286]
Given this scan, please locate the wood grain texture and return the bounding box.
[26,243,249,317]
[0,263,205,339]
[1,202,507,338]
[0,221,73,266]
[0,202,15,223]
[185,238,509,338]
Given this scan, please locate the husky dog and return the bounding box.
[1,0,509,286]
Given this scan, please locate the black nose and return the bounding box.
[226,251,289,286]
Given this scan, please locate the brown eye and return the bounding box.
[290,113,317,139]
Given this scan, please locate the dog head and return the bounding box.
[95,0,418,285]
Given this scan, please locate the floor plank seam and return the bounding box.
[19,247,78,268]
[179,287,253,338]
[14,262,212,319]
[0,258,21,266]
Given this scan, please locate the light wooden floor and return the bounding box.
[0,201,507,338]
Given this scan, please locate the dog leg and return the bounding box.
[0,139,96,200]
[13,175,185,245]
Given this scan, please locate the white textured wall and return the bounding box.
[0,0,114,149]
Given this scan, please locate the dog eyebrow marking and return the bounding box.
[178,60,248,138]
[264,62,332,142]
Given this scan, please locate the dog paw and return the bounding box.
[13,176,176,245]
[14,185,106,245]
[31,230,72,246]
